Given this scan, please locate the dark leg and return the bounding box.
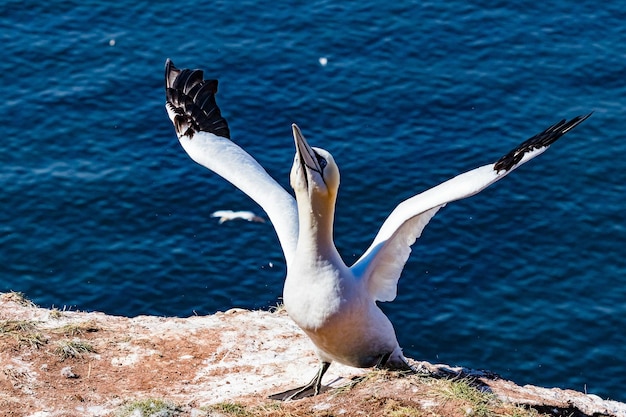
[268,361,331,401]
[377,352,416,373]
[374,352,391,369]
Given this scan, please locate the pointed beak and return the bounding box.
[292,124,321,173]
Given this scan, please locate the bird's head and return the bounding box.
[290,124,340,205]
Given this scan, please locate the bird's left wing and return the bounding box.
[351,114,591,302]
[165,59,298,264]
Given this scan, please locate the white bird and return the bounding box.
[210,210,266,224]
[164,59,590,400]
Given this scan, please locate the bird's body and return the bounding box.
[164,59,590,399]
[210,210,265,224]
[284,243,400,368]
[283,127,409,370]
[285,274,404,369]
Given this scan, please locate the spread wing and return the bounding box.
[165,59,298,264]
[351,114,592,302]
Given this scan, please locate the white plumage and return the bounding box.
[164,59,590,399]
[210,210,265,224]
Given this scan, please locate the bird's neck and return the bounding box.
[295,193,340,261]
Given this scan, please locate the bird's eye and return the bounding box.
[315,154,327,170]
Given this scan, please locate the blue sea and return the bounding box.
[2,0,625,402]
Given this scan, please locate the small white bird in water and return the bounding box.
[164,59,590,400]
[211,210,266,224]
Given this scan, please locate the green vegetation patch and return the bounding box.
[436,377,541,417]
[116,398,182,417]
[206,402,253,416]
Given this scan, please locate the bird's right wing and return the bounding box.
[351,114,592,302]
[165,59,298,264]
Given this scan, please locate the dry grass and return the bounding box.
[0,319,48,349]
[49,308,64,319]
[268,302,286,314]
[54,339,96,360]
[52,320,100,336]
[201,373,548,417]
[0,291,36,307]
[0,320,38,334]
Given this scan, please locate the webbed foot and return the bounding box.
[268,361,331,401]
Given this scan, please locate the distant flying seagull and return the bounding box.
[210,210,266,224]
[164,59,590,400]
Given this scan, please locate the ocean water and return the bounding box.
[2,0,625,402]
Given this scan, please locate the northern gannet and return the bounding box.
[210,210,266,224]
[164,59,590,400]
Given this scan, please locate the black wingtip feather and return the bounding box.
[164,59,231,140]
[493,112,592,173]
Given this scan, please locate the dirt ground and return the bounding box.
[0,292,624,417]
